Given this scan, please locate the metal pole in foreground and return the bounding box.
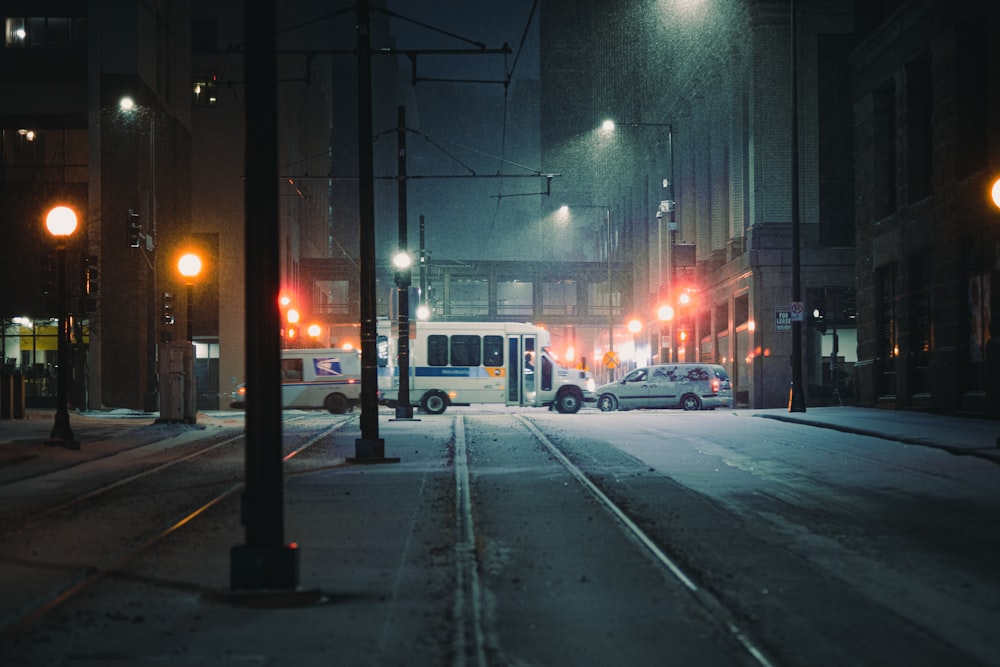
[230,0,299,591]
[47,243,78,449]
[352,0,397,462]
[394,105,415,420]
[788,0,806,412]
[607,207,613,355]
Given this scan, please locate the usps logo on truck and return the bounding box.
[314,357,343,377]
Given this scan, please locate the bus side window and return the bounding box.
[541,354,553,391]
[483,335,503,367]
[427,335,448,366]
[451,335,481,366]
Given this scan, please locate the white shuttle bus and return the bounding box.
[377,321,595,414]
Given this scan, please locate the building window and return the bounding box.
[1,128,88,182]
[872,80,897,220]
[192,77,218,107]
[955,19,988,179]
[817,34,855,247]
[905,54,933,203]
[877,264,898,395]
[909,254,931,393]
[192,18,217,54]
[4,16,85,49]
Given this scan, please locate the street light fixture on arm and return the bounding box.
[44,205,80,449]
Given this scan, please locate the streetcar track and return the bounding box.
[0,416,351,637]
[451,415,488,667]
[1,432,247,534]
[516,414,777,667]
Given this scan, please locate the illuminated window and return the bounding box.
[4,16,85,49]
[192,77,219,107]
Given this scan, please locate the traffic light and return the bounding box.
[162,291,175,325]
[82,253,99,295]
[127,209,141,248]
[678,330,689,343]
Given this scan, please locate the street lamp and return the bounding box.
[44,205,79,449]
[601,118,676,366]
[177,252,202,343]
[393,250,415,420]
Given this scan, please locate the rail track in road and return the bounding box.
[452,412,777,667]
[4,407,991,665]
[0,413,354,637]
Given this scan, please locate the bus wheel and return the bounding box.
[681,393,702,411]
[554,389,582,414]
[420,390,449,415]
[325,393,350,414]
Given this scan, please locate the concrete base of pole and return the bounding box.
[46,411,79,449]
[230,543,300,591]
[391,404,418,421]
[349,437,399,464]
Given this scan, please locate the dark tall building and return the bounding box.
[851,0,1000,414]
[540,0,858,408]
[1,2,192,411]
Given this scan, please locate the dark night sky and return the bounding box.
[382,1,545,262]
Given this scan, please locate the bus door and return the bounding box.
[506,335,538,406]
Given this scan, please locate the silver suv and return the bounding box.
[596,363,732,411]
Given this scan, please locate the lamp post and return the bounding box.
[601,119,675,364]
[44,205,79,450]
[789,0,806,412]
[393,250,415,420]
[989,175,1000,416]
[119,95,160,412]
[177,253,202,343]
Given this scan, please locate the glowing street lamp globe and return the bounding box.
[178,253,202,280]
[45,205,78,238]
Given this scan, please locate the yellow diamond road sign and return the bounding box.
[603,351,620,369]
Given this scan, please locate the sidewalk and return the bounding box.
[3,405,1000,470]
[0,408,245,483]
[753,405,1000,464]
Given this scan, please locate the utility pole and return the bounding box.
[789,0,806,412]
[231,0,298,591]
[352,0,395,461]
[394,105,414,420]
